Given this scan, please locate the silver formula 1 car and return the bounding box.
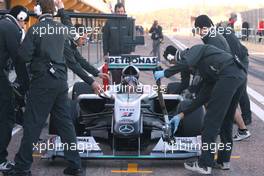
[44,55,204,160]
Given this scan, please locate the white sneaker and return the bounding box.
[214,162,230,170]
[184,161,212,175]
[0,161,14,171]
[233,129,251,141]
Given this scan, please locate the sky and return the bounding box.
[124,0,264,13]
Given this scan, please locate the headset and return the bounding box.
[8,5,29,22]
[17,11,28,21]
[34,1,42,16]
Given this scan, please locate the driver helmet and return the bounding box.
[121,65,140,89]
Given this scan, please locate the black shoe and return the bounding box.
[233,129,251,141]
[213,161,230,170]
[3,169,31,176]
[63,167,83,176]
[0,161,14,171]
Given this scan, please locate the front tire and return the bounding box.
[175,100,205,137]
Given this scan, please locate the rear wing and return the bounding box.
[107,55,158,70]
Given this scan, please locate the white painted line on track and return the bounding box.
[249,52,264,56]
[247,86,264,105]
[250,100,264,122]
[167,35,264,121]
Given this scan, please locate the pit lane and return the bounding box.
[3,35,264,176]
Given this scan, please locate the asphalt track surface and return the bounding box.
[2,35,264,176]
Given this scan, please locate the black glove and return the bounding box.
[12,82,26,107]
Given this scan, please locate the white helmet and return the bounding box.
[121,65,140,86]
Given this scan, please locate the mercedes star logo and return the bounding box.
[119,125,135,134]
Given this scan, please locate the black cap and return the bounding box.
[163,45,177,59]
[194,15,214,28]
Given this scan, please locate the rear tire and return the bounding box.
[71,82,109,136]
[49,100,80,135]
[71,82,95,136]
[49,82,90,135]
[71,100,87,136]
[72,82,94,100]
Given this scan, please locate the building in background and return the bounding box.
[240,8,264,35]
[0,0,112,30]
[0,0,5,10]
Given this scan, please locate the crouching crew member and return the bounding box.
[195,15,252,141]
[154,44,246,175]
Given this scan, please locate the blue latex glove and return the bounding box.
[154,70,165,81]
[170,114,181,134]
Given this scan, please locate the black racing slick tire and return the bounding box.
[166,82,182,94]
[49,100,80,135]
[70,99,85,136]
[176,100,205,137]
[72,82,94,100]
